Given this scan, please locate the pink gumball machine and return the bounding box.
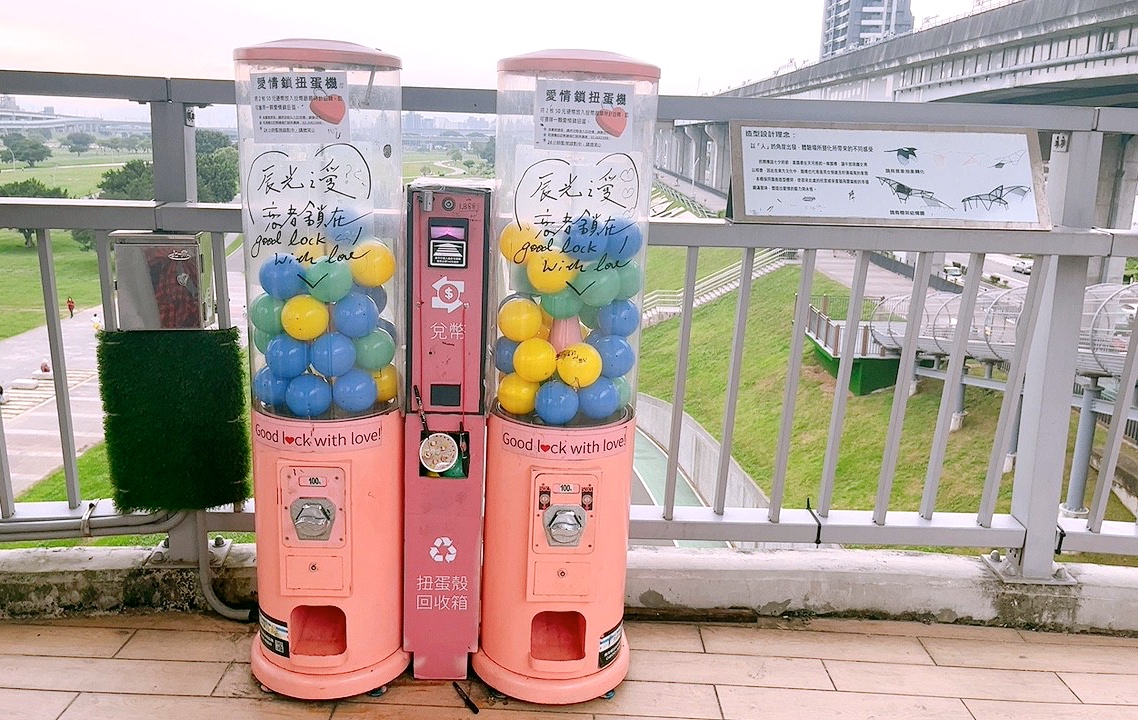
[234,39,409,699]
[473,50,660,704]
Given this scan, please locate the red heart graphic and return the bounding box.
[285,436,296,445]
[540,444,552,452]
[596,107,627,138]
[310,95,346,125]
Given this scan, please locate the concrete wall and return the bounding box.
[10,545,1138,634]
[636,393,767,510]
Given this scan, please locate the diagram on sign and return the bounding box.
[991,149,1027,169]
[961,184,1032,212]
[886,146,918,164]
[876,176,955,210]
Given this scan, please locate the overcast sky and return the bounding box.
[5,0,977,119]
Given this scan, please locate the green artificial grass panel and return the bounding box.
[98,327,251,511]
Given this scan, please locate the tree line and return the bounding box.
[0,129,238,249]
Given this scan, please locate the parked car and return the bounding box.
[1012,260,1032,274]
[944,266,962,277]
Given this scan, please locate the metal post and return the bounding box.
[36,229,81,510]
[1005,129,1101,581]
[1005,395,1022,474]
[0,416,14,519]
[150,100,197,204]
[1062,376,1100,516]
[663,247,700,521]
[950,364,967,432]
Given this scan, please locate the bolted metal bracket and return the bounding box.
[148,535,232,567]
[980,549,1077,586]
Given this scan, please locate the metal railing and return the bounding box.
[805,300,892,359]
[641,247,787,326]
[4,69,1138,584]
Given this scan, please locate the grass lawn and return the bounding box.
[0,151,148,198]
[644,247,746,295]
[7,444,252,548]
[0,229,102,339]
[403,151,462,182]
[637,265,1136,564]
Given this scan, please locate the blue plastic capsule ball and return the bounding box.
[578,376,620,420]
[265,334,310,378]
[606,222,643,261]
[332,368,378,413]
[590,335,636,378]
[535,380,579,426]
[561,214,609,262]
[259,254,306,300]
[253,366,290,407]
[310,332,356,377]
[356,283,388,314]
[597,299,640,337]
[332,291,380,338]
[286,373,332,417]
[495,336,520,374]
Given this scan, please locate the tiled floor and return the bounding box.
[5,612,1138,719]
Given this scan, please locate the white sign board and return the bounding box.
[729,122,1049,229]
[251,71,351,144]
[534,79,635,153]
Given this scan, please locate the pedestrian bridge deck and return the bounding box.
[5,610,1138,720]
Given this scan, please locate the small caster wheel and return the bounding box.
[601,689,616,700]
[259,683,273,694]
[367,685,388,697]
[488,687,507,701]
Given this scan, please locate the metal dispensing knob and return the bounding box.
[545,506,586,546]
[291,499,335,541]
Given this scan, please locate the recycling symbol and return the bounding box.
[429,536,457,563]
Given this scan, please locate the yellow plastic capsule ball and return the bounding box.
[526,250,579,294]
[281,294,329,341]
[497,298,543,342]
[513,338,557,383]
[374,365,400,403]
[350,239,397,287]
[499,223,542,265]
[498,373,539,415]
[556,342,603,388]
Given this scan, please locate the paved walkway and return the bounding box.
[0,306,106,496]
[0,243,249,498]
[4,611,1138,719]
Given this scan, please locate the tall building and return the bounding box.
[820,0,915,58]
